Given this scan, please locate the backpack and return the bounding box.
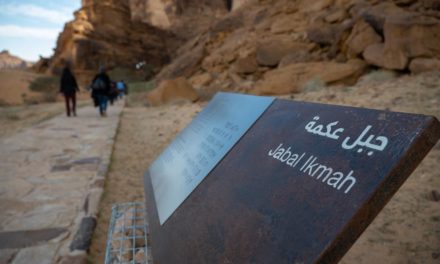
[91,76,106,90]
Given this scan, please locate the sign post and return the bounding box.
[144,92,440,264]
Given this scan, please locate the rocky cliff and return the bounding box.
[0,50,32,70]
[151,0,440,100]
[40,0,176,85]
[42,0,236,85]
[45,0,440,92]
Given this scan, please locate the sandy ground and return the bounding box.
[0,69,92,106]
[88,70,440,263]
[0,70,42,105]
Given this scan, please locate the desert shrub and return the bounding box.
[128,80,155,93]
[302,78,326,92]
[358,69,398,84]
[28,75,61,104]
[29,75,60,94]
[125,81,155,107]
[109,67,146,83]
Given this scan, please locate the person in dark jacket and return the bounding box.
[90,66,111,117]
[60,62,79,117]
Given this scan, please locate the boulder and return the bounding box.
[256,40,310,67]
[271,14,306,34]
[278,50,317,67]
[383,13,440,59]
[307,18,355,58]
[362,43,384,66]
[363,12,440,70]
[420,0,440,10]
[345,19,382,57]
[210,12,244,34]
[189,73,213,88]
[409,58,440,74]
[360,2,406,35]
[307,22,343,46]
[325,8,348,23]
[233,55,258,74]
[253,60,366,95]
[363,43,408,70]
[307,18,354,57]
[147,77,199,106]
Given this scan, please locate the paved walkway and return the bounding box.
[0,103,123,263]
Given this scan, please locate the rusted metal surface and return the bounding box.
[144,98,440,264]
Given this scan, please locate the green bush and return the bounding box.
[29,76,60,94]
[28,75,61,104]
[128,80,155,94]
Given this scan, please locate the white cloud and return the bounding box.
[0,3,73,24]
[0,25,59,39]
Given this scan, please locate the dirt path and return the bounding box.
[89,103,202,263]
[90,71,440,263]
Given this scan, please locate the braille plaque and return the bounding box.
[144,94,440,264]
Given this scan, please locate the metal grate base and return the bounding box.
[105,202,150,264]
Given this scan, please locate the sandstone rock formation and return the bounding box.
[148,0,440,101]
[253,60,367,95]
[409,58,440,74]
[147,77,199,106]
[345,20,382,57]
[0,50,32,70]
[129,0,231,37]
[44,0,237,86]
[47,0,177,85]
[46,0,440,99]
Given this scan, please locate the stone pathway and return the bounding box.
[0,103,123,263]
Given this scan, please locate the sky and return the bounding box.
[0,0,81,62]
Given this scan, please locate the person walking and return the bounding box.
[90,66,111,117]
[60,62,79,117]
[116,80,128,99]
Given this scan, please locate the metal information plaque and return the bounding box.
[148,92,274,224]
[144,96,439,264]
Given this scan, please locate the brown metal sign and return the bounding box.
[144,96,440,264]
